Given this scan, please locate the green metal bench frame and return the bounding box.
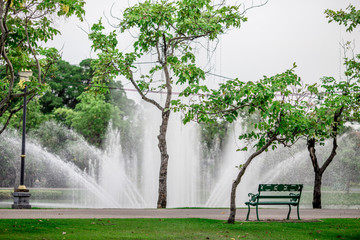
[245,184,303,221]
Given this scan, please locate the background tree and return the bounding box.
[304,65,359,209]
[302,4,360,209]
[181,66,311,223]
[39,59,92,114]
[89,0,247,208]
[0,0,85,134]
[54,92,122,147]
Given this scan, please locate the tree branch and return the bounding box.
[127,67,164,111]
[0,94,35,135]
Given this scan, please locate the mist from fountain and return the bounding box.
[0,127,145,208]
[1,116,358,209]
[140,104,203,208]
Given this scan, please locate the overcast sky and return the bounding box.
[48,0,360,85]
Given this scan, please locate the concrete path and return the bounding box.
[0,208,359,221]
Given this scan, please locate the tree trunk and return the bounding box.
[228,163,248,224]
[227,136,276,224]
[312,170,322,208]
[307,136,338,209]
[156,45,172,208]
[157,109,171,208]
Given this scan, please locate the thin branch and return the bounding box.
[0,94,35,135]
[239,0,269,16]
[128,68,164,111]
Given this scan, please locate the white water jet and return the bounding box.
[0,127,145,208]
[140,101,201,208]
[204,122,260,208]
[99,128,146,208]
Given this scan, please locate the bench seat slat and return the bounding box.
[246,202,300,206]
[257,195,300,199]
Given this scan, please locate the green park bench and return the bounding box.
[245,184,303,221]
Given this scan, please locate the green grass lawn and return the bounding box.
[0,218,359,240]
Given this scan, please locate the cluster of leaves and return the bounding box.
[0,0,85,134]
[308,75,359,144]
[1,57,139,149]
[325,4,360,32]
[39,59,92,114]
[89,0,246,98]
[180,65,312,152]
[54,92,122,147]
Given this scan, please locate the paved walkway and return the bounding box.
[0,208,359,221]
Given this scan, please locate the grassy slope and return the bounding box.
[0,218,359,240]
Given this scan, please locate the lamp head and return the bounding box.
[19,69,32,82]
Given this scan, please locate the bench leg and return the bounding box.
[246,205,251,221]
[297,204,300,220]
[256,204,260,221]
[287,205,291,220]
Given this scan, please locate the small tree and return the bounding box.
[302,5,360,209]
[89,0,247,208]
[0,0,85,134]
[303,67,359,209]
[181,66,311,223]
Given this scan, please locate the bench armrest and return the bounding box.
[248,193,259,202]
[289,193,300,202]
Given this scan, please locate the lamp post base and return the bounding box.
[12,189,31,209]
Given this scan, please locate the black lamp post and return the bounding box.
[12,69,32,209]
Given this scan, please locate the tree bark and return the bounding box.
[156,40,172,208]
[312,169,323,208]
[157,109,171,208]
[227,135,276,224]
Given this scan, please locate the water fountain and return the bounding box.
[0,115,359,209]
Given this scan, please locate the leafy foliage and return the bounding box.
[54,92,121,147]
[325,4,360,32]
[39,59,92,114]
[0,97,49,130]
[182,66,310,151]
[0,0,85,134]
[89,0,246,96]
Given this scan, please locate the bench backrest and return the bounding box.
[258,184,303,192]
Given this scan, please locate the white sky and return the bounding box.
[48,0,360,85]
